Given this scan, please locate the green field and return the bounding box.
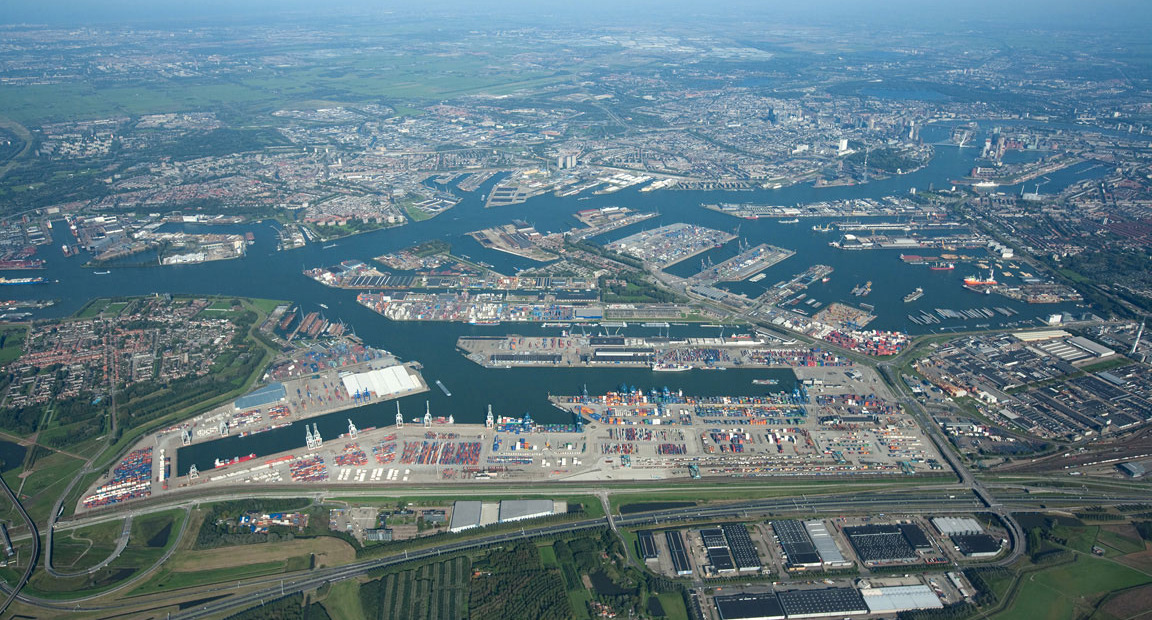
[0,54,573,126]
[25,509,186,599]
[130,557,309,596]
[994,556,1152,620]
[0,326,27,364]
[49,519,124,572]
[322,580,366,620]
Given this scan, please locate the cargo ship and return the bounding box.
[963,269,997,286]
[899,254,927,265]
[0,277,48,285]
[0,259,44,269]
[214,453,257,468]
[752,378,779,385]
[930,262,955,270]
[904,288,924,302]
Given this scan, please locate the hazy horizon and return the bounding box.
[2,0,1150,32]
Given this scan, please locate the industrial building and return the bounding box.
[861,585,943,614]
[843,525,920,564]
[234,382,287,410]
[666,530,693,576]
[804,520,851,569]
[776,587,868,618]
[449,499,562,532]
[772,520,822,569]
[714,592,786,620]
[953,534,1002,558]
[638,530,659,562]
[931,517,984,537]
[498,499,555,523]
[339,364,422,400]
[722,523,763,572]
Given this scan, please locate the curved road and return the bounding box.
[0,489,1060,617]
[0,473,39,618]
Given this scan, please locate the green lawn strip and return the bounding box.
[657,591,690,620]
[129,559,302,596]
[538,542,560,567]
[566,587,594,620]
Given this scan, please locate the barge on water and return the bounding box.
[436,380,452,396]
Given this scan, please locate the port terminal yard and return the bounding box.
[76,364,942,514]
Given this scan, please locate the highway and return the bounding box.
[0,471,38,618]
[24,486,1147,617]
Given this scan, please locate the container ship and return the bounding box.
[214,453,257,468]
[0,259,44,269]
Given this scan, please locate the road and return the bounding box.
[15,484,1148,617]
[0,472,38,618]
[878,361,1026,567]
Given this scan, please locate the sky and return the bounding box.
[0,0,1149,30]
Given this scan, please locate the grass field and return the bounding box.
[15,450,85,525]
[994,555,1152,620]
[656,591,690,620]
[1095,525,1146,556]
[130,558,307,596]
[49,519,124,572]
[0,53,573,126]
[322,580,366,620]
[171,537,355,572]
[0,326,26,364]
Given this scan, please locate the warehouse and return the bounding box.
[932,517,983,537]
[448,500,483,533]
[804,520,851,569]
[776,588,868,618]
[340,364,421,400]
[638,530,659,561]
[714,592,786,620]
[722,523,763,571]
[708,547,737,573]
[498,499,555,523]
[861,585,943,614]
[953,534,1002,558]
[843,525,919,564]
[666,530,693,576]
[772,520,822,569]
[234,382,286,410]
[701,528,729,549]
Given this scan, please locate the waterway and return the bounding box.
[0,122,1111,469]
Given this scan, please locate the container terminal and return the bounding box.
[77,364,943,514]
